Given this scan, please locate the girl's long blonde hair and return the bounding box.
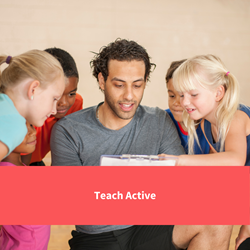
[0,50,63,93]
[173,54,240,154]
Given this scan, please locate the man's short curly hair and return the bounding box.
[90,39,155,85]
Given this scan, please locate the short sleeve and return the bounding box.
[0,114,27,156]
[0,94,27,156]
[50,121,82,166]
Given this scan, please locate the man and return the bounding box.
[50,39,232,250]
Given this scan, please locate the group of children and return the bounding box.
[0,48,82,249]
[0,46,250,249]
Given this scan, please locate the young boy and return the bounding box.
[165,59,210,154]
[23,48,83,166]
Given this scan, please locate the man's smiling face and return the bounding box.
[99,59,146,121]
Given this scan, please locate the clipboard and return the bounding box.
[100,154,177,166]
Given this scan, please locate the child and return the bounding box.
[166,54,250,166]
[165,59,210,154]
[163,54,250,250]
[0,122,50,250]
[0,50,65,161]
[25,48,83,166]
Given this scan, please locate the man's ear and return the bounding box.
[98,73,105,91]
[215,85,225,102]
[27,80,40,100]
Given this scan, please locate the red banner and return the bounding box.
[0,166,249,225]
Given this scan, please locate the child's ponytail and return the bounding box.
[0,50,63,94]
[215,71,240,151]
[0,56,12,93]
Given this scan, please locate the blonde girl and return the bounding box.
[164,54,250,166]
[162,54,250,250]
[0,50,65,160]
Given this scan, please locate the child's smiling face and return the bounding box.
[167,78,184,123]
[179,80,218,121]
[53,76,78,119]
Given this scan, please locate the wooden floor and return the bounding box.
[48,225,74,250]
[48,225,241,250]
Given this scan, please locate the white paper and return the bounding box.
[100,155,176,166]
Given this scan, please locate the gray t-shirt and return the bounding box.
[50,103,185,234]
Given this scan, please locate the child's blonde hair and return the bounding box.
[0,50,63,93]
[173,54,240,154]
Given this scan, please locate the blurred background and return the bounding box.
[1,0,250,110]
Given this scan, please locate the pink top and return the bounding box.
[0,162,19,166]
[0,161,50,249]
[0,225,50,250]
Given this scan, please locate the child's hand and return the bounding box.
[158,154,179,166]
[235,225,250,250]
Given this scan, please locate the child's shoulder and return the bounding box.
[238,104,250,117]
[232,110,247,122]
[234,105,250,121]
[236,105,250,134]
[0,94,17,115]
[229,107,250,134]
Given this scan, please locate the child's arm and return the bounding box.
[166,111,248,166]
[0,141,8,161]
[235,225,250,250]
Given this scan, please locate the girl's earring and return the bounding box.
[31,95,34,100]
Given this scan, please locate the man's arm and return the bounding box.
[50,122,82,166]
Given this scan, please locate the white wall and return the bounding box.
[1,0,250,109]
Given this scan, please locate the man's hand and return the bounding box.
[235,225,250,250]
